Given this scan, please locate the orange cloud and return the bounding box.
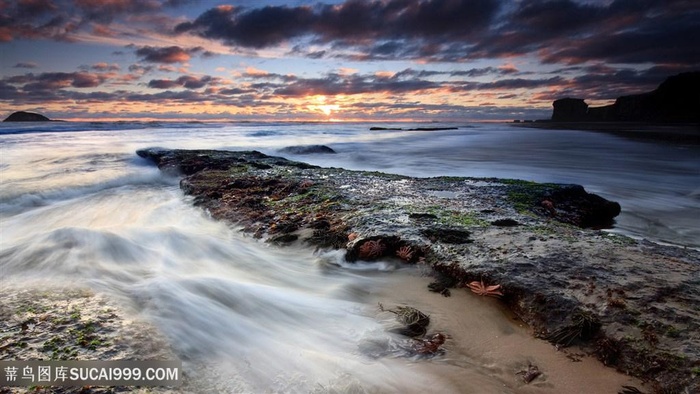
[245,67,270,77]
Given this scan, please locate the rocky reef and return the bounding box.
[551,72,700,123]
[3,111,51,122]
[137,147,700,393]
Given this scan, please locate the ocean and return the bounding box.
[1,121,697,392]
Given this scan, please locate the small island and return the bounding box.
[3,111,52,122]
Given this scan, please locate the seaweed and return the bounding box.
[546,309,601,347]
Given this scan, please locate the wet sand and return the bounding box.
[370,269,643,393]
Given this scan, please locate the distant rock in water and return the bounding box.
[278,145,336,154]
[370,126,458,131]
[550,71,700,123]
[3,111,51,122]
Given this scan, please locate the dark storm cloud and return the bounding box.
[539,14,700,65]
[0,0,188,41]
[175,4,316,48]
[474,0,700,66]
[175,0,700,67]
[134,46,206,64]
[175,0,500,48]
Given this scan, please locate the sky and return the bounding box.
[0,0,698,122]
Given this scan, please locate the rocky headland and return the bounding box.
[513,72,700,145]
[3,111,51,122]
[550,72,699,123]
[136,147,700,393]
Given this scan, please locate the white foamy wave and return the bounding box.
[0,168,177,215]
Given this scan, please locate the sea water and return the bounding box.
[1,121,696,392]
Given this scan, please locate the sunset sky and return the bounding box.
[1,0,698,121]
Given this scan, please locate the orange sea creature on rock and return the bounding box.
[358,239,386,259]
[395,245,414,261]
[467,279,504,298]
[541,199,556,215]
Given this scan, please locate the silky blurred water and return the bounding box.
[0,121,694,392]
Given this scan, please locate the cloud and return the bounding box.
[147,75,220,89]
[134,45,205,64]
[92,62,120,71]
[539,18,700,65]
[261,71,439,97]
[8,0,57,19]
[176,0,500,48]
[14,62,39,69]
[0,82,19,100]
[0,0,188,42]
[473,0,700,66]
[174,0,699,67]
[74,0,157,18]
[91,23,118,37]
[244,67,272,77]
[148,79,182,89]
[458,77,565,91]
[6,72,107,90]
[395,66,519,79]
[174,4,315,48]
[128,64,154,75]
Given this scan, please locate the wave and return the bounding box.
[0,167,178,216]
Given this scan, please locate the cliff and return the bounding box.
[551,72,700,123]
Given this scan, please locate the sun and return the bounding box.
[307,95,341,117]
[318,104,340,116]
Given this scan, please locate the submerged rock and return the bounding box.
[278,144,336,154]
[370,126,458,131]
